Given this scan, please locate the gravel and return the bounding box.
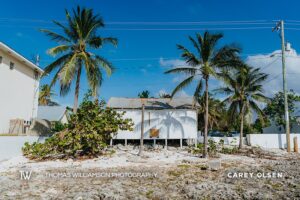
[0,147,299,199]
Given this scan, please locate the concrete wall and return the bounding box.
[0,49,40,133]
[263,121,300,134]
[0,136,47,161]
[198,136,247,145]
[247,134,300,149]
[114,109,197,139]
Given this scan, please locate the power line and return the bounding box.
[265,73,281,84]
[260,57,280,70]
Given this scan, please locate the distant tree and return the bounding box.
[252,117,270,133]
[41,6,117,113]
[217,65,269,149]
[138,90,150,98]
[263,90,300,132]
[159,93,171,98]
[38,84,59,106]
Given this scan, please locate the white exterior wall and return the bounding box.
[114,109,197,139]
[247,134,300,149]
[0,49,40,133]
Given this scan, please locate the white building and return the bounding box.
[0,42,43,133]
[107,97,198,145]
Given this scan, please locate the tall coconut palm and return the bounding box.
[165,32,240,157]
[38,84,59,106]
[217,65,269,149]
[41,6,117,113]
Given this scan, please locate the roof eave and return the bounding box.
[0,42,44,74]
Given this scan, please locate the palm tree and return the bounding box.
[138,90,150,98]
[38,84,59,106]
[165,32,240,157]
[217,65,269,149]
[159,93,171,98]
[197,93,226,131]
[41,6,117,113]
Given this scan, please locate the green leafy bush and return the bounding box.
[190,139,217,156]
[190,138,239,156]
[51,121,66,132]
[23,98,133,160]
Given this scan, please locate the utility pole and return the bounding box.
[273,20,291,152]
[138,103,145,156]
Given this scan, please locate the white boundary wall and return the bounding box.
[0,136,47,161]
[247,134,300,149]
[198,136,247,145]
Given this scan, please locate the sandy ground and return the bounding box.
[0,145,300,200]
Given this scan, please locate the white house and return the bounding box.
[0,42,43,133]
[107,97,198,146]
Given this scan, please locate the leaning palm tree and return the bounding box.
[165,32,240,157]
[217,65,269,149]
[38,84,59,106]
[41,6,117,113]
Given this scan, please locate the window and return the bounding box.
[9,62,14,70]
[0,56,2,64]
[34,70,39,80]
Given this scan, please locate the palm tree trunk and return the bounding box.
[73,66,82,113]
[239,103,245,149]
[203,78,209,158]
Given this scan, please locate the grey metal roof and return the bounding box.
[107,97,197,109]
[37,106,68,121]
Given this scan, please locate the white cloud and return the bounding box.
[160,58,189,83]
[159,57,186,68]
[246,46,300,97]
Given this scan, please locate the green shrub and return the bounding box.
[220,146,239,154]
[191,139,217,156]
[190,138,239,156]
[51,121,66,132]
[208,139,217,156]
[23,98,133,160]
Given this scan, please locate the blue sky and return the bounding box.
[2,0,300,106]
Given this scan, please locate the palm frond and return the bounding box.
[42,53,72,76]
[40,29,71,43]
[165,67,197,75]
[193,80,203,98]
[171,76,194,97]
[88,36,118,48]
[94,55,114,76]
[47,45,70,56]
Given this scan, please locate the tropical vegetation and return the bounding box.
[165,31,240,157]
[263,90,300,132]
[38,84,59,106]
[217,65,269,149]
[23,92,133,160]
[41,6,117,113]
[138,90,151,98]
[197,93,227,132]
